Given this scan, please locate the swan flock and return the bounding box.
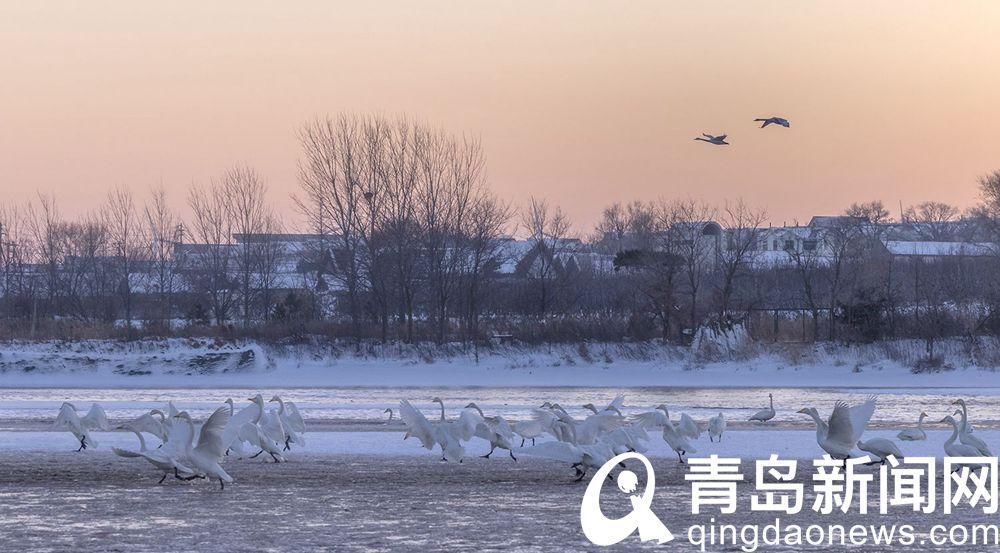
[55,395,306,490]
[52,393,994,488]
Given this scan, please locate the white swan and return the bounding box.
[754,117,790,128]
[941,415,983,459]
[465,402,518,461]
[708,412,726,443]
[951,404,991,456]
[269,395,306,450]
[749,394,776,423]
[398,399,478,463]
[694,133,729,145]
[175,407,234,490]
[632,404,698,440]
[512,417,546,447]
[662,420,696,464]
[53,402,109,451]
[677,413,701,440]
[798,397,877,460]
[896,412,928,441]
[113,423,196,484]
[951,399,976,433]
[857,438,902,465]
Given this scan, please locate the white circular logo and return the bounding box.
[580,452,674,546]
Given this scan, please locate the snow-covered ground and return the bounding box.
[2,338,1000,388]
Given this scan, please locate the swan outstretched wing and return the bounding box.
[54,403,81,431]
[128,413,166,441]
[82,404,110,431]
[632,410,668,429]
[163,415,194,453]
[826,401,856,447]
[260,411,287,443]
[454,410,481,442]
[399,400,436,450]
[494,416,515,441]
[194,405,231,460]
[604,394,626,412]
[848,397,877,443]
[284,401,306,433]
[222,401,263,448]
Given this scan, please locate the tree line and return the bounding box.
[1,113,999,351]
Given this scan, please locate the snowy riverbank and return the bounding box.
[2,338,1000,388]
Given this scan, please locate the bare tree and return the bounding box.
[463,193,512,350]
[103,186,147,330]
[223,165,272,326]
[187,180,234,325]
[671,200,718,334]
[295,115,366,337]
[716,200,767,319]
[520,197,573,317]
[144,186,182,328]
[902,201,961,240]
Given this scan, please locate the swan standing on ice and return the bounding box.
[798,397,877,461]
[662,420,696,464]
[708,413,726,442]
[175,408,234,490]
[754,117,790,128]
[694,133,729,145]
[749,394,776,423]
[857,438,902,465]
[269,395,306,451]
[940,415,984,458]
[951,401,991,456]
[464,402,518,461]
[53,402,110,451]
[399,399,478,463]
[896,412,928,441]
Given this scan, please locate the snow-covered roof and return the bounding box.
[883,241,995,257]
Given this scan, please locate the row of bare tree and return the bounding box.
[0,111,999,347]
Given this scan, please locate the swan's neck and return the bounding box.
[387,411,394,422]
[276,397,286,415]
[769,396,774,409]
[917,415,925,430]
[133,430,147,452]
[183,419,196,453]
[945,423,959,447]
[152,411,165,422]
[657,407,670,421]
[252,402,264,425]
[437,402,445,422]
[227,402,234,416]
[806,412,827,439]
[470,405,485,418]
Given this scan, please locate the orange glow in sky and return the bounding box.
[2,2,999,230]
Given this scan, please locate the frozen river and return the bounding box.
[3,385,1000,551]
[2,385,1000,430]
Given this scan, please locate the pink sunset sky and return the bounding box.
[1,1,999,231]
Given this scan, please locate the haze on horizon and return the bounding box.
[1,1,999,232]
